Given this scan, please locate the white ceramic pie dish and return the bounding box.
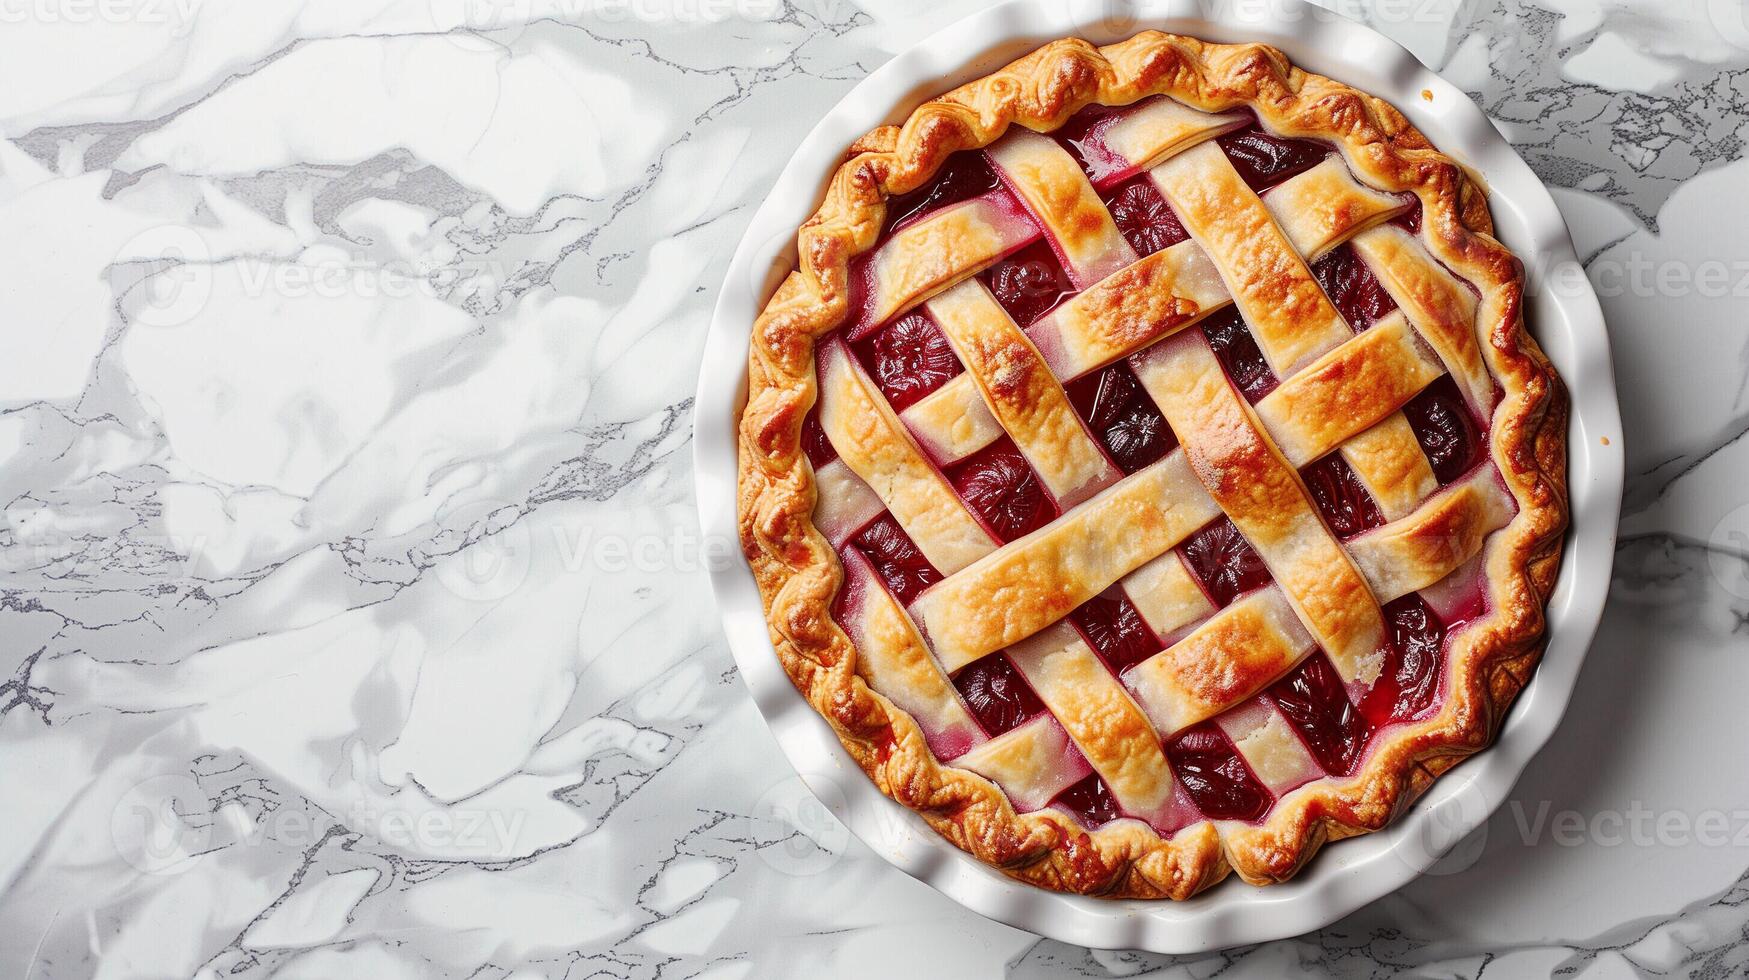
[694,0,1621,951]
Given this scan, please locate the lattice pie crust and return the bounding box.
[736,32,1567,897]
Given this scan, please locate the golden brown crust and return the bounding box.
[736,32,1568,898]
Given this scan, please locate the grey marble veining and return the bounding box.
[0,0,1744,977]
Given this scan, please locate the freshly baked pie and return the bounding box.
[737,32,1567,897]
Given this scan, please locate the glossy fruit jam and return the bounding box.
[815,99,1489,835]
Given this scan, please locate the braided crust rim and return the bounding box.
[736,32,1569,899]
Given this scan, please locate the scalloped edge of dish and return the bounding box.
[694,0,1621,952]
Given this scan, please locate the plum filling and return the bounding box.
[945,440,1057,542]
[1103,178,1188,256]
[1402,374,1483,485]
[1179,517,1272,608]
[1271,654,1371,776]
[800,406,837,469]
[851,514,940,606]
[1218,126,1329,191]
[1065,363,1177,474]
[1201,308,1279,402]
[1311,243,1398,330]
[979,239,1074,327]
[1167,724,1271,821]
[953,654,1046,737]
[1052,773,1123,829]
[1301,453,1385,539]
[1070,589,1162,674]
[853,311,962,412]
[1360,595,1450,726]
[883,151,1002,233]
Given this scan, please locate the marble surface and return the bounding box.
[0,0,1744,976]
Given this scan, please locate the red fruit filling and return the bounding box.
[1311,243,1398,330]
[1179,518,1272,608]
[853,312,962,413]
[1271,653,1371,776]
[1104,178,1188,256]
[1065,363,1177,474]
[852,514,940,606]
[1070,589,1162,674]
[1219,126,1329,191]
[1402,374,1483,485]
[980,239,1073,327]
[946,440,1056,542]
[1052,773,1122,829]
[1301,453,1385,539]
[1360,594,1450,726]
[800,406,837,469]
[953,654,1046,737]
[884,151,1002,233]
[1201,308,1279,402]
[1167,724,1271,821]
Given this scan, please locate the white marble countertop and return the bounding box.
[0,0,1744,976]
